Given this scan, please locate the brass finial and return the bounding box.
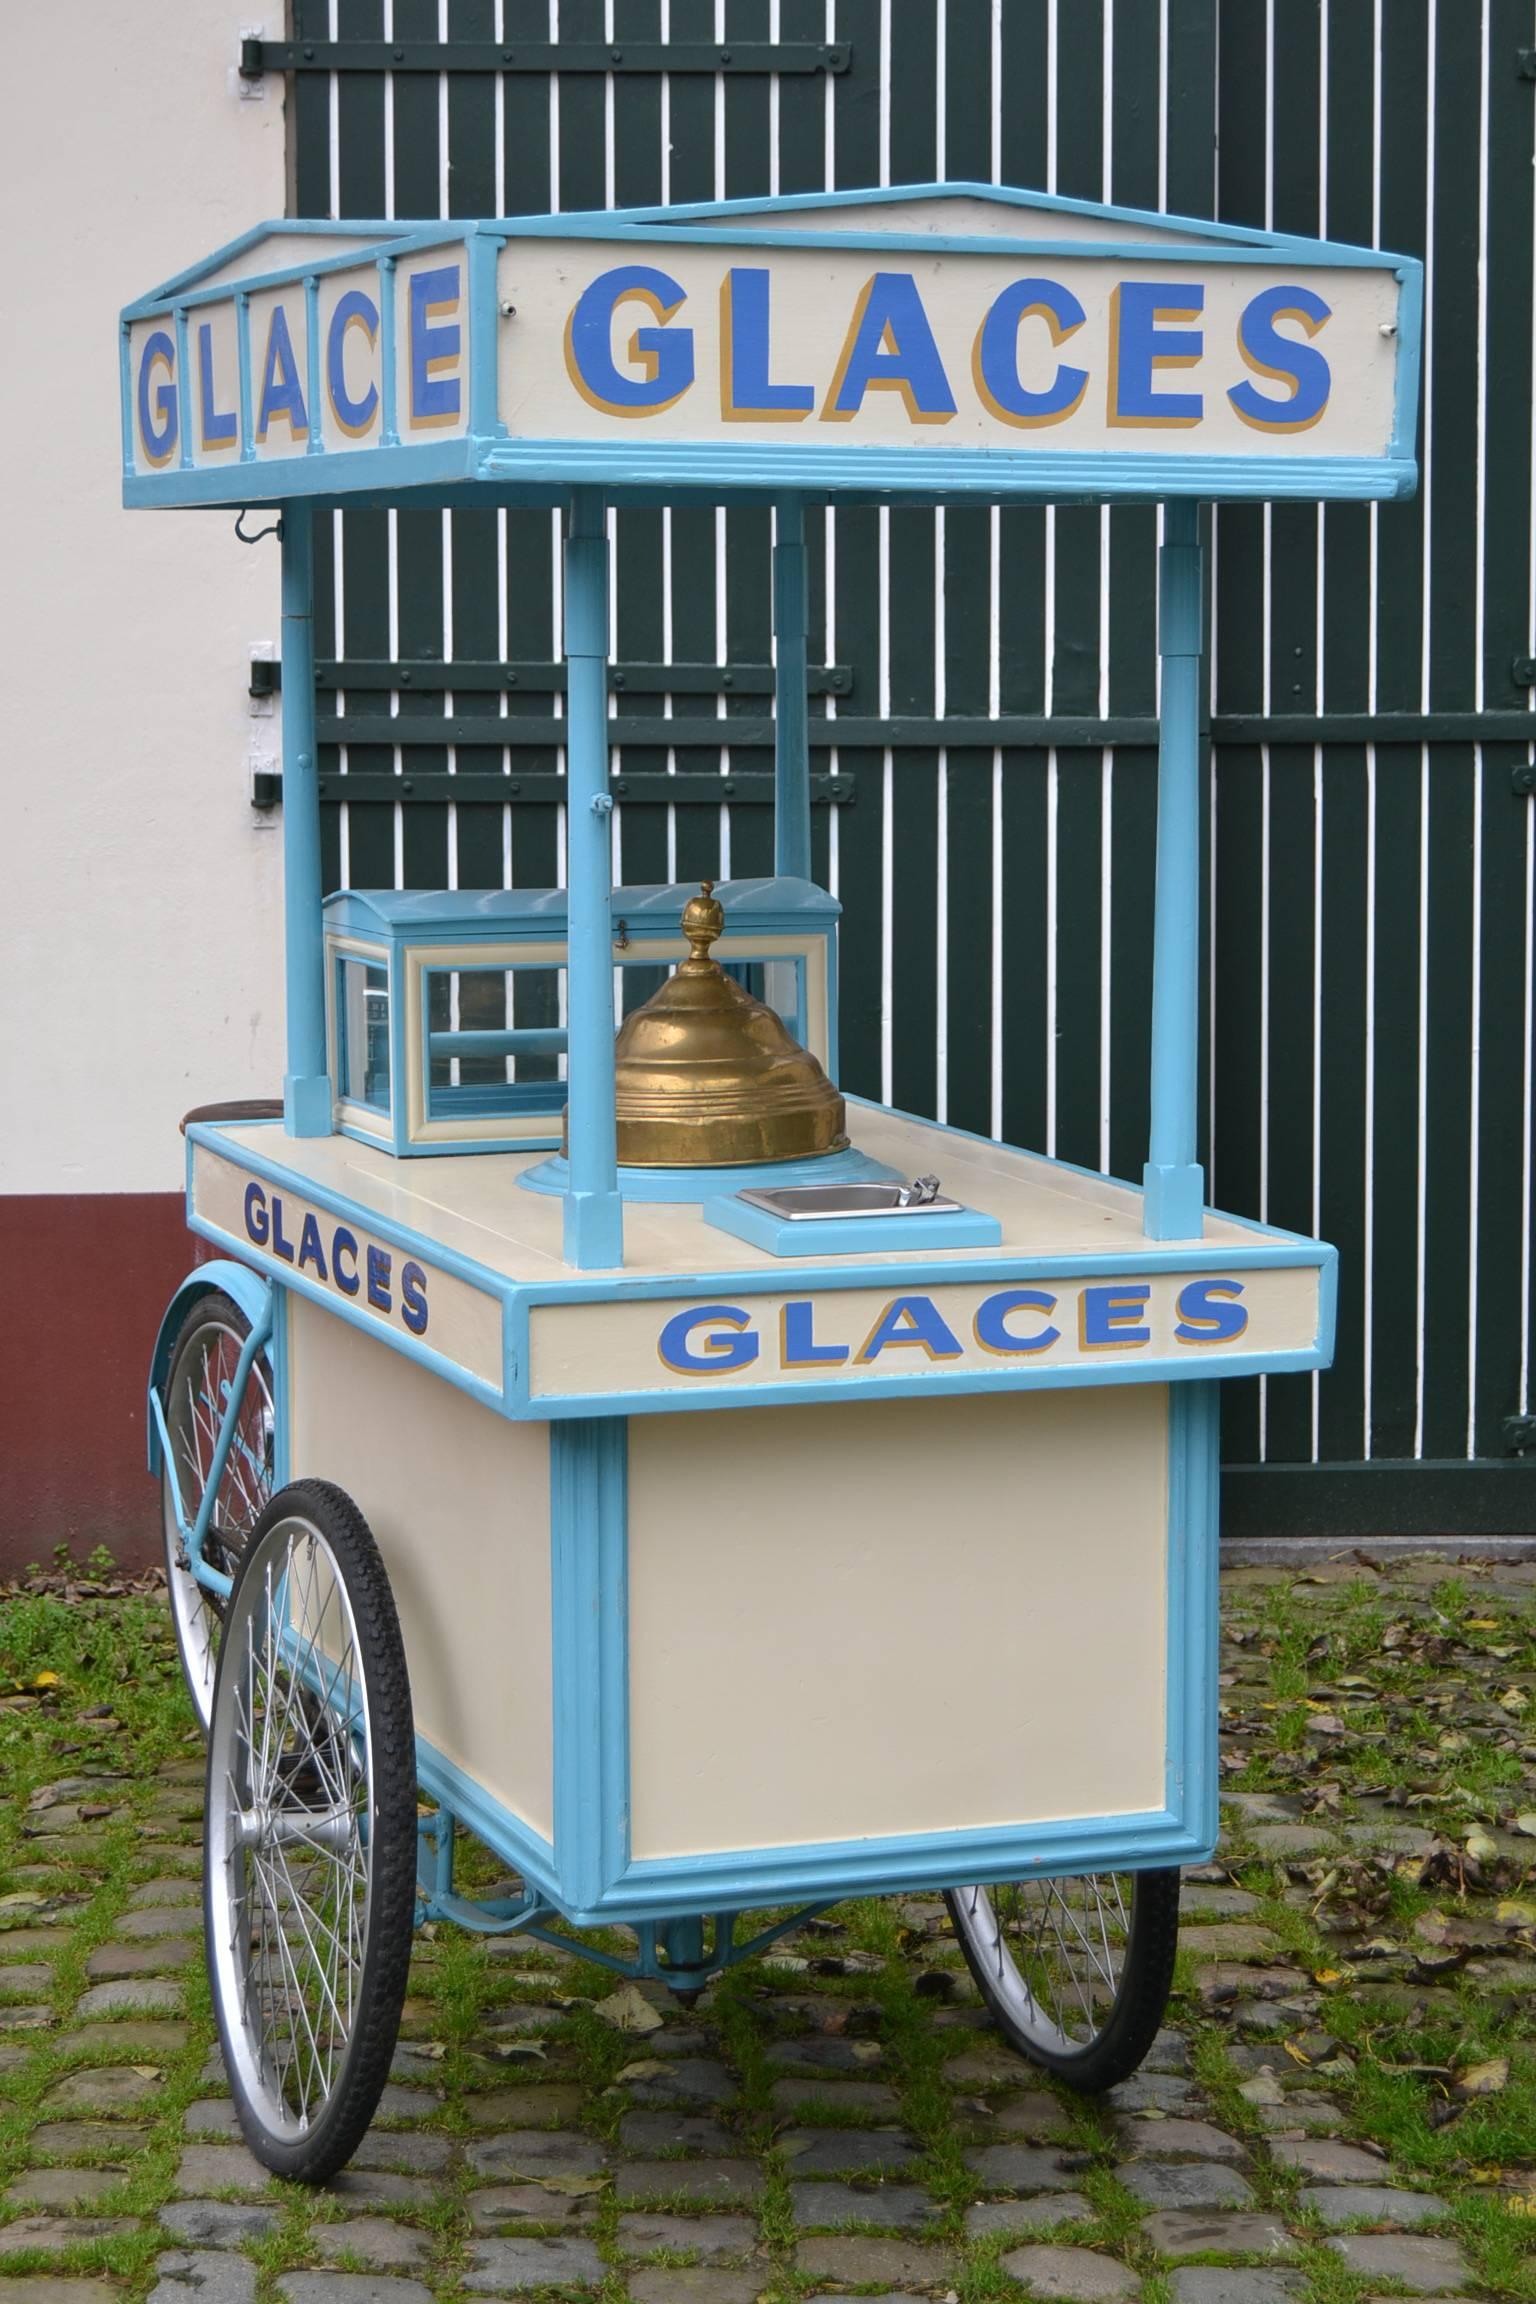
[680,880,725,968]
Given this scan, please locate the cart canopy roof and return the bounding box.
[121,181,1420,514]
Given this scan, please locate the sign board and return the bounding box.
[122,186,1421,507]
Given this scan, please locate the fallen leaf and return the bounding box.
[1465,1830,1499,1866]
[1455,2058,1509,2097]
[130,2066,163,2081]
[594,1981,664,2034]
[614,2059,668,2083]
[1496,1900,1536,1929]
[1512,1812,1536,1839]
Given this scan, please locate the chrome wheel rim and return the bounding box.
[163,1318,274,1730]
[951,1875,1135,2053]
[207,1517,373,2142]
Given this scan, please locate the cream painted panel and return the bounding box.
[691,197,1222,245]
[627,1387,1169,1857]
[530,1263,1319,1401]
[191,1144,505,1388]
[500,240,1399,457]
[287,1295,554,1840]
[208,1111,1294,1290]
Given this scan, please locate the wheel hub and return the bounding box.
[233,1802,356,1856]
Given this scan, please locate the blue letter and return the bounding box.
[256,303,308,441]
[565,265,694,417]
[823,273,957,424]
[366,1245,392,1311]
[780,1299,849,1367]
[401,1261,430,1336]
[973,279,1088,428]
[657,1304,759,1375]
[974,1287,1060,1356]
[136,330,178,468]
[243,1181,269,1247]
[1229,285,1332,433]
[197,322,237,449]
[297,1211,329,1281]
[270,1197,295,1264]
[332,1226,360,1295]
[1079,1284,1152,1350]
[720,268,814,420]
[408,265,462,429]
[856,1294,964,1364]
[1108,282,1204,427]
[1175,1277,1248,1345]
[327,286,380,436]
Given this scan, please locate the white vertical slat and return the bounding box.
[935,499,948,1126]
[493,0,513,917]
[1413,0,1439,1461]
[822,0,838,905]
[986,15,1002,1142]
[877,0,893,1107]
[1465,0,1491,1458]
[1043,0,1058,1156]
[1363,0,1384,1458]
[1098,0,1114,1177]
[1524,0,1536,1418]
[1311,0,1329,1464]
[1256,0,1275,1459]
[328,1,350,892]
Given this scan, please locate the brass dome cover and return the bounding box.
[601,882,847,1168]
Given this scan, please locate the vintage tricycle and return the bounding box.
[124,182,1418,2179]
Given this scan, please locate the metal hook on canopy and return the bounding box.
[235,508,283,546]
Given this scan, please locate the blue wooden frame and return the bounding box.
[120,186,1422,513]
[182,1112,1337,1427]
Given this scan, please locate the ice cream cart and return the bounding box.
[125,182,1419,2179]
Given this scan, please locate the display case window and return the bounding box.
[336,956,391,1114]
[424,964,567,1122]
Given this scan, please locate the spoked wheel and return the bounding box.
[944,1870,1180,2092]
[161,1292,276,1732]
[205,1480,416,2182]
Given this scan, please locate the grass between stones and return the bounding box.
[0,1552,1532,2303]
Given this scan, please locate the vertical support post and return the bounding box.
[1143,498,1206,1238]
[550,1417,629,1916]
[280,499,332,1137]
[772,494,811,881]
[562,490,624,1269]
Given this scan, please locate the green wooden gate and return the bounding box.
[272,0,1536,1536]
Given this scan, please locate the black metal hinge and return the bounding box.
[251,658,852,700]
[240,37,848,78]
[253,770,855,809]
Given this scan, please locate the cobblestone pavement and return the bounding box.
[0,1554,1532,2304]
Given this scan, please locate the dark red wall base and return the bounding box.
[0,1193,204,1576]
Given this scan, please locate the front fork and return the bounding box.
[149,1304,273,1602]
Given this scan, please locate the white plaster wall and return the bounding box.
[0,6,288,1193]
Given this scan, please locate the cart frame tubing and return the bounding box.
[150,1300,273,1602]
[1143,498,1205,1243]
[562,489,624,1269]
[281,500,331,1138]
